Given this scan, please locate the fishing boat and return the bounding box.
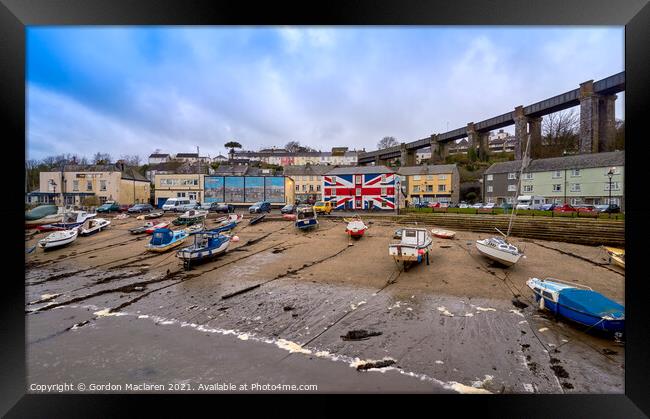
[432,228,456,239]
[38,228,79,250]
[136,211,163,220]
[526,277,624,335]
[389,227,433,270]
[172,209,208,226]
[249,213,266,225]
[146,228,189,252]
[295,205,318,230]
[77,218,111,236]
[129,222,154,234]
[37,210,97,231]
[177,231,231,269]
[145,221,170,234]
[344,217,368,239]
[604,247,625,269]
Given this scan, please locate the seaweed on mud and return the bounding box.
[511,298,529,309]
[550,365,570,378]
[340,330,383,341]
[356,359,396,371]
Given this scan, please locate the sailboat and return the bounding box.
[475,134,531,267]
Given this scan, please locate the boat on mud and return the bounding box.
[295,205,318,230]
[26,204,59,221]
[475,236,522,267]
[77,218,111,236]
[184,223,205,234]
[432,228,456,239]
[136,211,163,220]
[389,227,433,270]
[146,228,189,252]
[38,228,79,250]
[36,210,97,231]
[177,231,231,270]
[145,221,170,234]
[249,213,266,225]
[344,216,368,239]
[172,209,208,226]
[129,222,154,234]
[526,277,624,335]
[283,213,296,221]
[604,247,625,269]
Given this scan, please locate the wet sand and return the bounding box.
[25,213,625,393]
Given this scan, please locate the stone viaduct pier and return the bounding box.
[358,72,624,165]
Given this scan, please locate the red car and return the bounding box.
[575,204,597,213]
[553,204,577,213]
[428,202,441,208]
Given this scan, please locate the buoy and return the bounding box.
[231,235,240,242]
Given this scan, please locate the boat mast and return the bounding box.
[506,133,532,238]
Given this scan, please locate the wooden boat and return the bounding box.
[527,277,624,335]
[37,211,97,231]
[604,247,625,269]
[77,218,111,236]
[129,222,154,234]
[475,237,522,267]
[38,228,79,250]
[145,221,170,234]
[389,227,433,270]
[432,228,456,239]
[295,205,318,230]
[172,209,208,226]
[282,213,296,221]
[345,218,368,238]
[146,228,188,252]
[136,211,163,220]
[177,231,231,269]
[249,213,266,225]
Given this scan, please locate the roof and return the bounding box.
[325,165,396,175]
[484,160,523,175]
[147,161,184,172]
[121,167,149,182]
[397,164,458,176]
[149,153,170,158]
[175,162,209,174]
[283,165,333,176]
[211,164,248,176]
[484,151,625,175]
[246,167,277,176]
[214,155,228,159]
[175,153,199,158]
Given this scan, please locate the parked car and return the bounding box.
[281,204,296,214]
[439,202,449,208]
[553,204,578,213]
[205,202,234,213]
[119,204,133,212]
[482,203,496,209]
[162,198,197,212]
[596,204,621,213]
[96,201,120,213]
[127,203,154,213]
[459,203,470,209]
[249,201,271,214]
[574,204,597,213]
[428,202,441,208]
[540,203,558,211]
[414,202,429,208]
[471,203,483,209]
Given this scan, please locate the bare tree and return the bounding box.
[285,141,301,152]
[377,136,399,149]
[541,109,579,156]
[120,154,142,166]
[615,119,624,150]
[93,152,112,165]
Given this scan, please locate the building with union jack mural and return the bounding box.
[322,166,401,211]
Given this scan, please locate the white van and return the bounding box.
[162,198,198,212]
[516,195,545,210]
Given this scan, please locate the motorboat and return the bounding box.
[282,213,296,221]
[295,205,318,230]
[475,236,522,267]
[207,220,237,234]
[145,221,170,234]
[389,227,433,270]
[38,228,79,250]
[344,217,368,239]
[172,209,208,226]
[146,228,189,252]
[137,211,163,220]
[77,218,111,236]
[25,212,64,228]
[249,213,266,225]
[432,228,456,239]
[37,210,97,231]
[604,247,625,269]
[177,231,231,270]
[185,223,205,234]
[129,222,154,234]
[526,277,624,335]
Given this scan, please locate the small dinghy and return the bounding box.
[136,211,163,220]
[145,221,170,234]
[389,227,433,270]
[432,228,456,239]
[173,209,208,226]
[208,221,237,234]
[38,228,79,250]
[77,218,111,236]
[146,228,189,252]
[475,236,522,267]
[185,223,205,234]
[527,277,624,335]
[604,247,625,269]
[177,231,231,270]
[114,213,129,220]
[37,210,96,231]
[344,217,368,239]
[25,204,59,221]
[295,205,318,230]
[249,213,266,225]
[282,213,296,221]
[226,213,243,224]
[129,222,154,234]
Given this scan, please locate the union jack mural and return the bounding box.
[323,172,398,210]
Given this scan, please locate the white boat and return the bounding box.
[475,237,522,267]
[389,227,433,270]
[344,218,368,238]
[432,228,456,239]
[38,229,79,250]
[77,218,111,236]
[37,210,97,231]
[179,209,208,220]
[137,211,163,220]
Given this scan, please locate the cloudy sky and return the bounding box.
[27,26,624,161]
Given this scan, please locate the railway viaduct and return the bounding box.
[358,72,624,165]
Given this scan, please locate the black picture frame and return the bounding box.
[2,0,649,416]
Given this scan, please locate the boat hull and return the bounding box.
[475,240,521,267]
[432,229,455,239]
[38,231,78,250]
[347,229,366,238]
[531,293,624,334]
[146,238,187,252]
[177,241,230,263]
[296,219,318,230]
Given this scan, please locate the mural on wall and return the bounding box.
[204,176,224,203]
[245,177,264,202]
[265,177,285,202]
[224,177,245,202]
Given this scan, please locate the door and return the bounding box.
[157,197,168,209]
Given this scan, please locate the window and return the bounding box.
[508,173,517,180]
[570,183,581,192]
[86,180,92,191]
[295,185,299,192]
[523,185,533,193]
[523,173,533,180]
[72,180,79,191]
[438,174,447,181]
[100,180,107,191]
[382,174,387,182]
[486,174,493,181]
[605,182,620,191]
[438,184,446,192]
[571,169,581,177]
[99,196,107,204]
[177,192,186,197]
[571,198,581,205]
[413,175,421,181]
[506,197,514,204]
[317,185,321,192]
[413,185,420,193]
[426,175,434,181]
[302,184,306,191]
[426,185,433,192]
[508,185,517,192]
[553,184,562,192]
[309,176,313,181]
[552,171,562,179]
[487,186,493,193]
[309,184,314,192]
[356,188,361,196]
[554,198,562,204]
[356,175,362,184]
[381,187,387,196]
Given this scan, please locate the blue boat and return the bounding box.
[295,205,318,230]
[146,228,189,252]
[208,221,237,234]
[526,277,624,335]
[177,231,230,269]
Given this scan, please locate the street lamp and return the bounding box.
[607,167,615,216]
